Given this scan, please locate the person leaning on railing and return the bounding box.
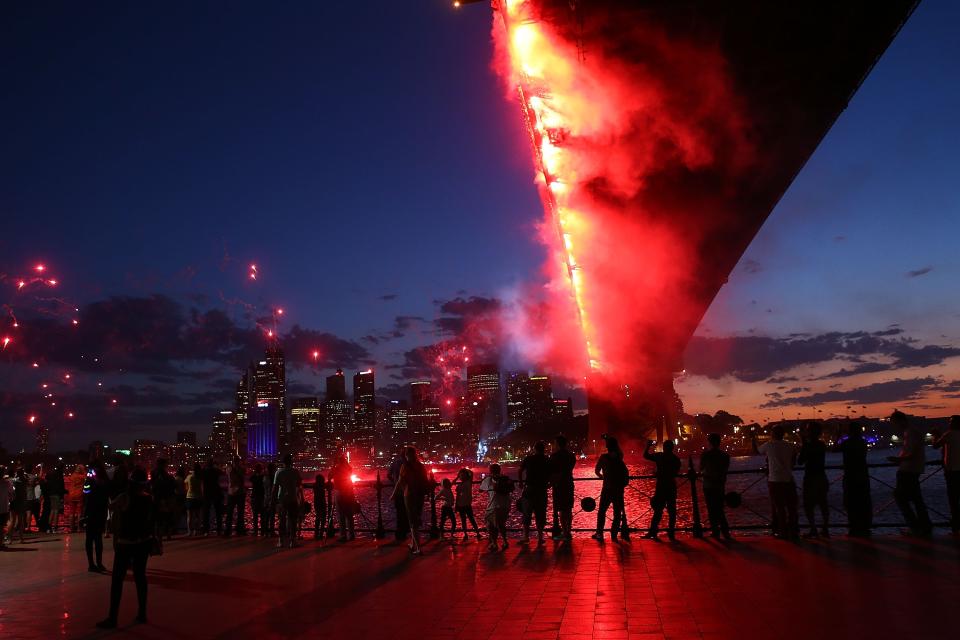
[837,422,872,537]
[887,410,933,536]
[931,415,960,535]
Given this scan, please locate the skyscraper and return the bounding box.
[506,371,531,431]
[290,397,321,454]
[352,369,376,454]
[247,402,278,459]
[209,410,235,462]
[528,375,555,428]
[253,343,286,452]
[235,371,251,458]
[321,369,350,460]
[408,381,440,448]
[389,400,409,444]
[467,364,503,434]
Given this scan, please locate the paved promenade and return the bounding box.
[2,532,958,639]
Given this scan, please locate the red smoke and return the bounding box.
[493,0,754,412]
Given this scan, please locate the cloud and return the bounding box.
[684,329,960,383]
[760,377,939,408]
[906,266,933,278]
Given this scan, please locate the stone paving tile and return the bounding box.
[2,533,960,638]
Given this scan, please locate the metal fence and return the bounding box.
[308,459,952,538]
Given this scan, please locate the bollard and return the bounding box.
[429,470,440,539]
[375,470,386,539]
[687,455,704,538]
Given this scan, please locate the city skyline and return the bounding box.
[2,1,959,451]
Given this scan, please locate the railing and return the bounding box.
[309,459,953,538]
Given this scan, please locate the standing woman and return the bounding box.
[83,461,110,571]
[455,468,481,540]
[395,447,429,555]
[96,467,155,629]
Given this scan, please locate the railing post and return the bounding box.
[429,470,440,539]
[375,470,386,539]
[687,455,703,538]
[326,479,336,539]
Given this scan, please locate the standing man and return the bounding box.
[932,415,960,535]
[273,454,302,549]
[643,440,682,541]
[753,425,799,539]
[224,458,247,537]
[387,446,409,541]
[46,465,66,533]
[201,459,224,536]
[840,422,872,536]
[700,433,732,540]
[519,441,550,543]
[887,410,932,536]
[798,423,829,538]
[548,435,576,541]
[592,436,629,542]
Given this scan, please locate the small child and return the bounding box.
[479,464,513,551]
[437,478,457,537]
[455,468,482,541]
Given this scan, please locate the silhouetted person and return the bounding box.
[887,410,932,536]
[46,465,66,533]
[480,463,513,551]
[83,460,110,571]
[593,436,629,542]
[263,462,277,536]
[753,425,798,539]
[700,433,732,540]
[643,440,681,540]
[200,459,224,536]
[150,459,176,540]
[799,423,829,538]
[185,463,203,536]
[96,467,154,629]
[548,435,576,541]
[932,415,960,534]
[225,458,246,536]
[438,478,456,538]
[839,422,872,536]
[313,473,327,539]
[331,455,356,542]
[519,441,550,543]
[274,454,302,549]
[455,468,481,540]
[394,446,429,554]
[387,446,409,541]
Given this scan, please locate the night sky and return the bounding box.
[2,1,958,451]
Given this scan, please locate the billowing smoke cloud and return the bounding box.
[492,1,754,406]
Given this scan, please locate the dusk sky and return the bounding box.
[2,1,958,451]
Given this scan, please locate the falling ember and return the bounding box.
[32,362,39,368]
[276,308,284,316]
[248,264,258,280]
[34,264,45,273]
[17,280,26,289]
[48,279,58,286]
[111,399,118,405]
[67,412,74,418]
[1,336,10,349]
[71,319,79,326]
[28,415,36,423]
[312,350,320,360]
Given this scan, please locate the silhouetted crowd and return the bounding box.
[2,411,959,629]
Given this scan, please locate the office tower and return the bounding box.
[321,369,350,460]
[133,439,167,469]
[506,371,532,431]
[247,402,279,458]
[210,410,235,462]
[554,397,574,422]
[326,369,347,401]
[290,397,321,454]
[467,364,503,433]
[408,381,440,447]
[352,369,376,453]
[389,400,409,444]
[528,375,555,428]
[234,371,251,458]
[253,343,286,451]
[35,425,49,455]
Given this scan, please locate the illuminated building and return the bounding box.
[176,431,197,446]
[528,375,555,429]
[290,397,320,454]
[253,343,286,452]
[247,402,279,459]
[209,410,235,462]
[35,425,49,455]
[467,364,503,433]
[352,370,376,454]
[234,371,251,458]
[553,397,574,422]
[133,439,167,469]
[408,381,440,447]
[321,369,350,460]
[389,400,409,444]
[506,371,531,431]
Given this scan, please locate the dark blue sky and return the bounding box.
[2,1,959,449]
